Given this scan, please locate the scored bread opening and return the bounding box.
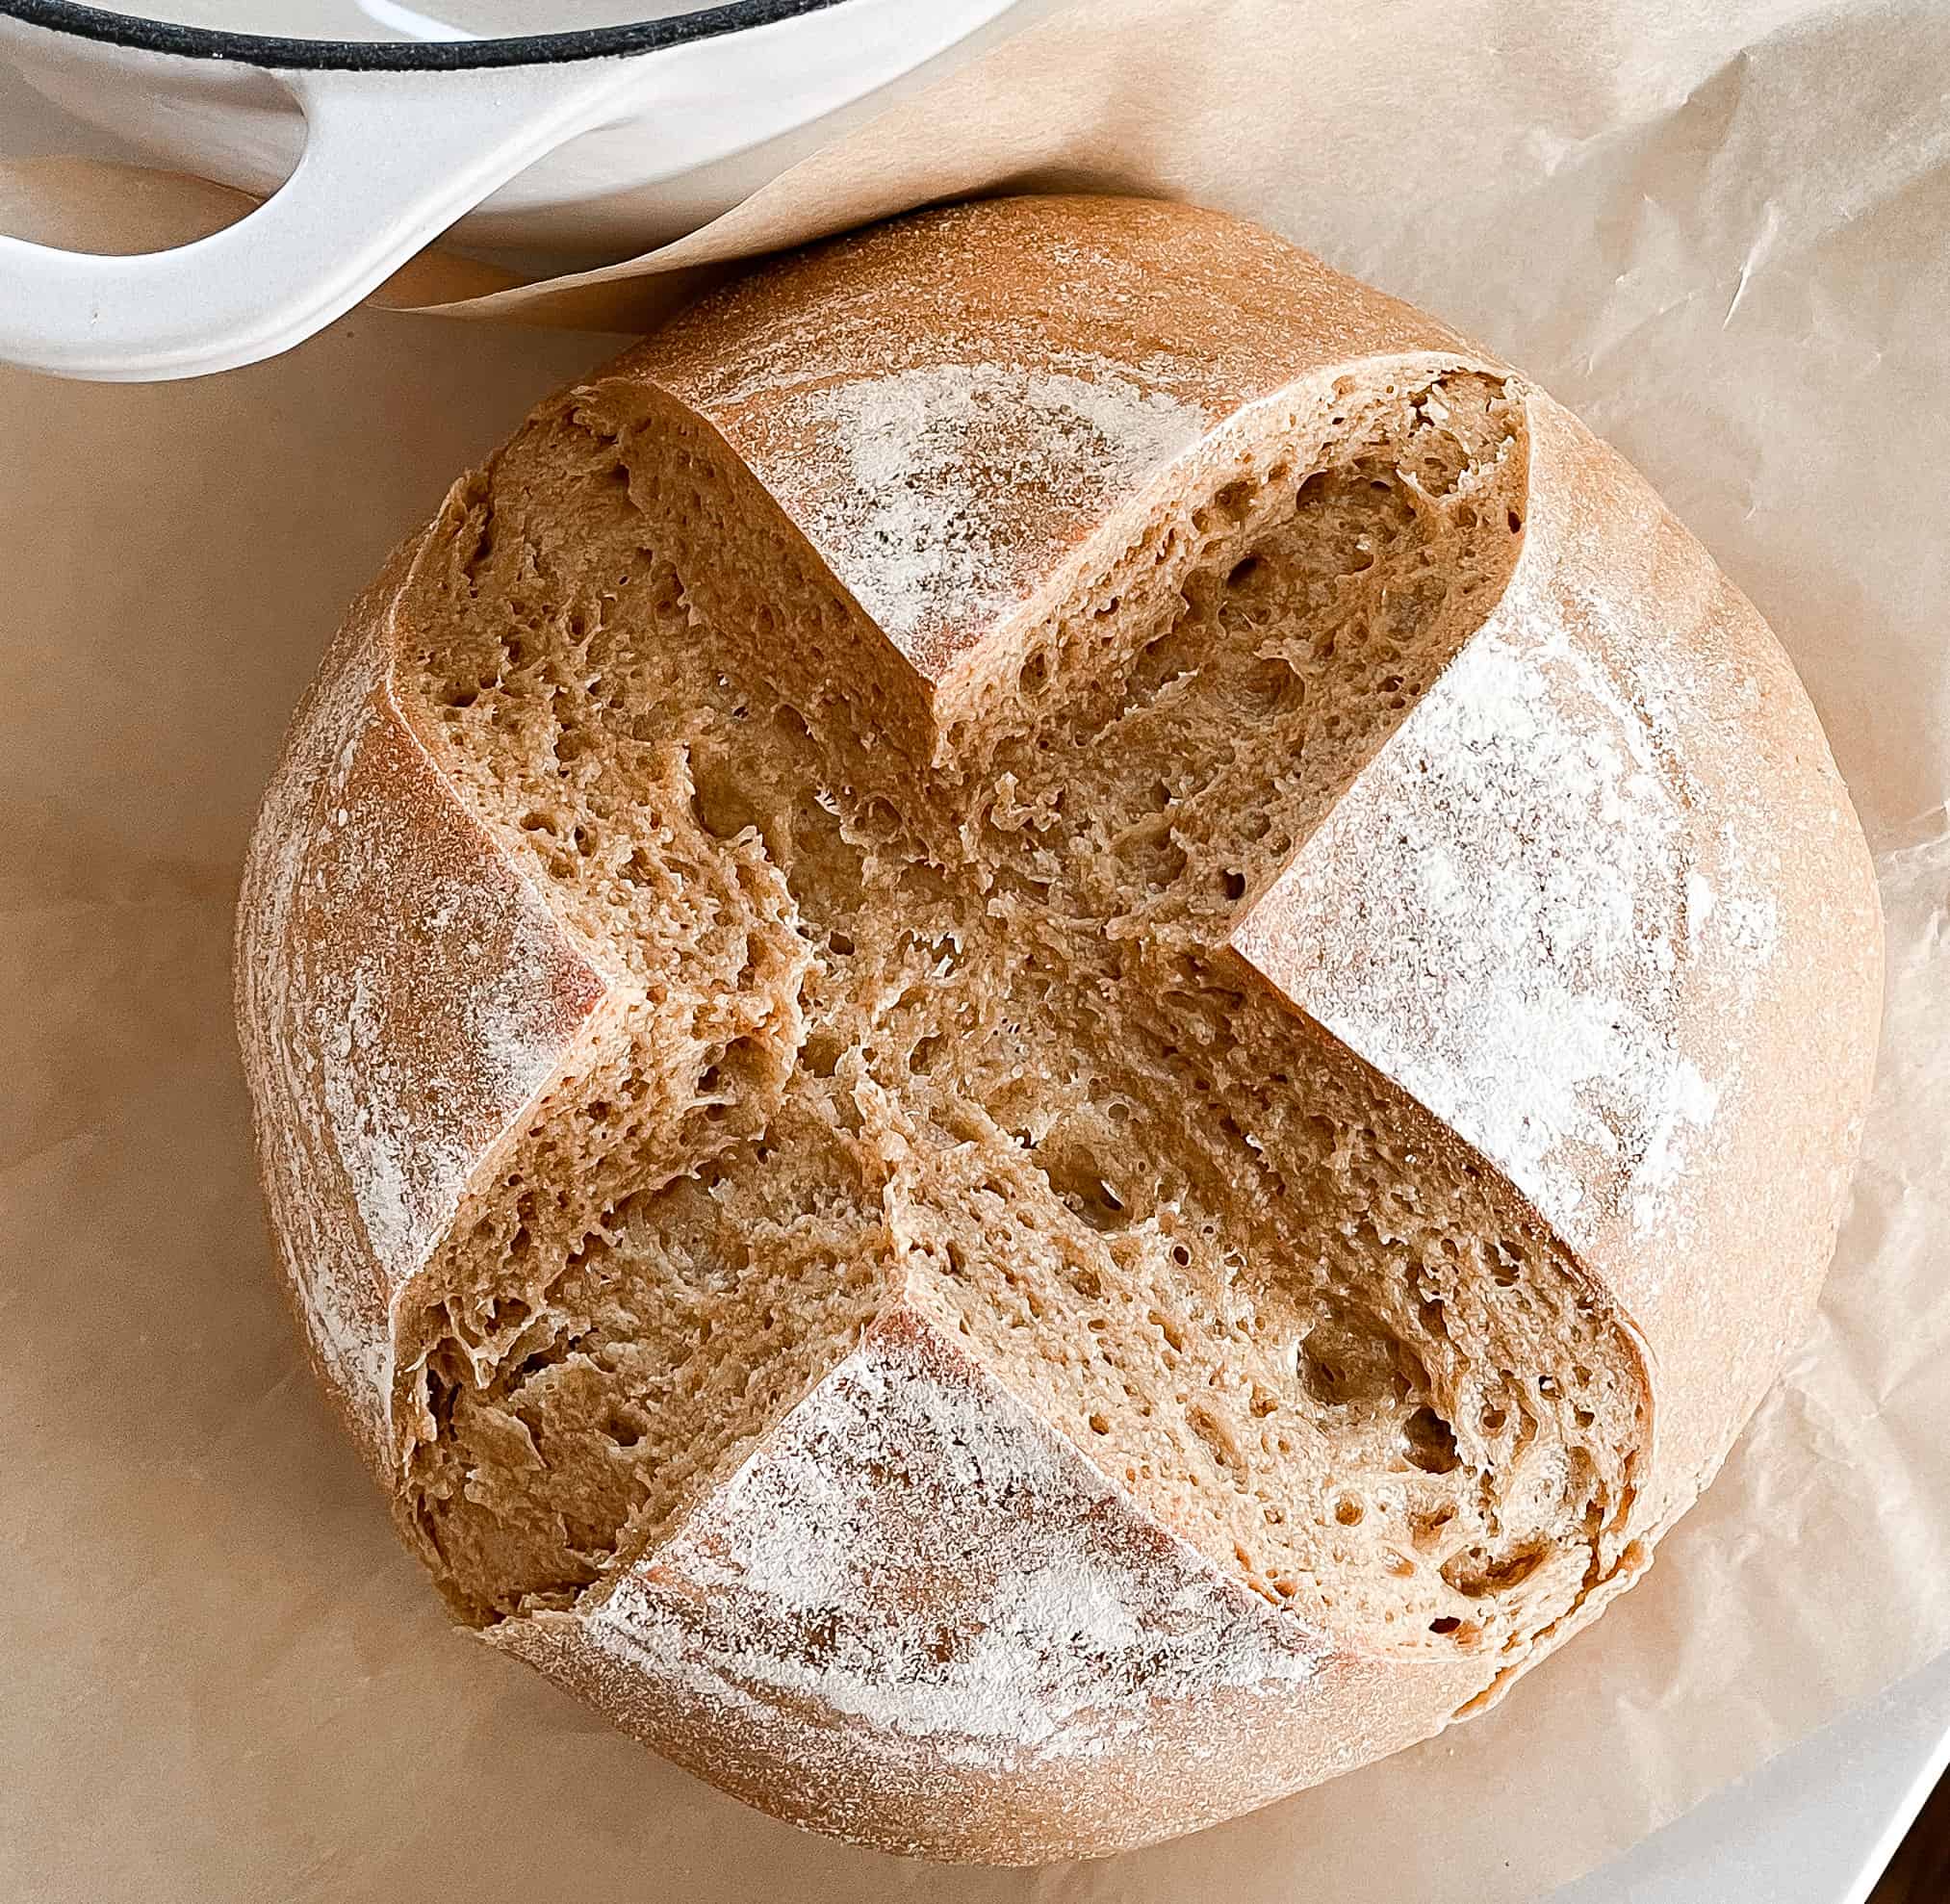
[392,366,1647,1671]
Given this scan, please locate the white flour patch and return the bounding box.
[1631,1057,1722,1231]
[774,360,1211,663]
[237,606,606,1459]
[1239,613,1717,1249]
[311,844,573,1300]
[238,638,399,1441]
[590,1325,1321,1768]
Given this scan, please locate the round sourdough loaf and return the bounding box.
[236,196,1882,1862]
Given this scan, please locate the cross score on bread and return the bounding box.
[237,199,1880,1861]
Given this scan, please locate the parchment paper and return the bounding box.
[3,4,1947,1897]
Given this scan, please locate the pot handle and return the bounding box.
[0,62,640,382]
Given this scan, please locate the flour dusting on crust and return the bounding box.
[1232,397,1795,1270]
[1240,615,1706,1250]
[236,574,609,1463]
[582,1314,1323,1770]
[765,360,1212,673]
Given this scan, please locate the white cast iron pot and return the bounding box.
[0,0,1030,380]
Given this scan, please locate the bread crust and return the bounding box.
[235,196,1882,1862]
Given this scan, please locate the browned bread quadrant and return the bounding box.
[235,197,1882,1863]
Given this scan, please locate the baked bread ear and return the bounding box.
[236,196,1882,1863]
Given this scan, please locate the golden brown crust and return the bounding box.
[1233,390,1883,1519]
[235,196,1882,1861]
[484,1303,1486,1864]
[234,527,618,1475]
[621,195,1473,689]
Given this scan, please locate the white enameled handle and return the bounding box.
[0,61,640,381]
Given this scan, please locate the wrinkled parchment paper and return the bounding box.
[3,3,1947,1897]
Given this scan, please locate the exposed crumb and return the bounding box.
[390,369,1644,1673]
